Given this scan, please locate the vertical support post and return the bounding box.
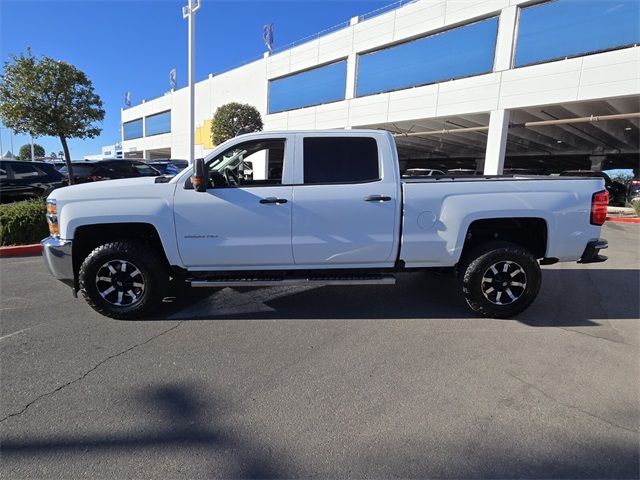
[494,5,518,72]
[345,53,357,100]
[484,109,510,175]
[590,155,606,172]
[188,0,195,166]
[30,136,35,160]
[183,0,199,166]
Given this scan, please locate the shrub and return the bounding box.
[0,199,48,246]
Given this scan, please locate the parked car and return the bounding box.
[446,168,480,176]
[626,177,640,204]
[0,160,64,202]
[58,159,161,184]
[559,170,626,206]
[42,130,609,320]
[402,168,445,177]
[146,159,189,176]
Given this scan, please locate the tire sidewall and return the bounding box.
[462,244,541,318]
[79,242,167,319]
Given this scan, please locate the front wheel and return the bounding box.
[460,242,541,318]
[79,241,169,319]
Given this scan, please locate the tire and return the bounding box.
[460,241,541,318]
[79,241,169,320]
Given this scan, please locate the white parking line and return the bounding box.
[0,323,47,342]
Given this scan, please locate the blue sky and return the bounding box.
[1,0,389,158]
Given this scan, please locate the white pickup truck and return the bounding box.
[42,130,609,319]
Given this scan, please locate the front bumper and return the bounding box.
[42,236,74,283]
[578,238,608,264]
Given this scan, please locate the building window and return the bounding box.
[123,118,143,140]
[145,110,171,136]
[268,60,347,114]
[303,137,379,184]
[356,17,498,97]
[515,0,640,67]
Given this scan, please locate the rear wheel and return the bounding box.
[460,241,541,318]
[79,241,168,319]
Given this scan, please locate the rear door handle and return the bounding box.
[364,195,392,202]
[260,197,288,204]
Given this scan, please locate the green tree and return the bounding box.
[211,102,263,146]
[0,50,104,184]
[18,143,45,160]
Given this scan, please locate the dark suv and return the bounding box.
[59,159,161,184]
[0,160,64,203]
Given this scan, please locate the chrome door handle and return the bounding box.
[260,197,288,204]
[364,195,392,202]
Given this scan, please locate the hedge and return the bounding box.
[0,199,49,246]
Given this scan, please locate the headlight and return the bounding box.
[46,199,59,236]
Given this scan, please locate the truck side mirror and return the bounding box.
[193,158,207,192]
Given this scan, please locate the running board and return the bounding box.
[188,274,396,288]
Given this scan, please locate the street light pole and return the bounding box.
[183,0,200,166]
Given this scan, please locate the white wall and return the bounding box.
[122,0,640,166]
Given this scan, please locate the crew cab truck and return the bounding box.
[42,130,609,319]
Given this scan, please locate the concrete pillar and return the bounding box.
[494,6,518,72]
[484,109,510,175]
[590,155,606,172]
[345,53,357,100]
[344,15,360,129]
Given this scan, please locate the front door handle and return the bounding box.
[364,195,392,202]
[260,197,288,204]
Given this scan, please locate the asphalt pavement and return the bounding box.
[1,223,638,479]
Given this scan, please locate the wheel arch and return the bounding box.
[458,217,549,265]
[72,223,170,282]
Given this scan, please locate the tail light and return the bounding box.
[591,190,608,225]
[88,175,103,182]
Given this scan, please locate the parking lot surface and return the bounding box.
[1,223,638,479]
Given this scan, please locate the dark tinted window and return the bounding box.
[172,160,188,169]
[34,163,63,179]
[0,162,7,180]
[104,162,136,176]
[11,162,41,179]
[303,137,379,184]
[132,163,160,176]
[59,164,96,176]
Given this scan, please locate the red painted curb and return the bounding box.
[0,243,43,258]
[606,217,640,224]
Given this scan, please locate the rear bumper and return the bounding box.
[42,236,74,281]
[578,238,608,264]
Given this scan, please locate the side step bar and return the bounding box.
[189,274,396,288]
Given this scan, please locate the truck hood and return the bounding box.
[50,177,172,202]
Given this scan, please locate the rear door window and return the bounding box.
[10,162,41,179]
[303,137,379,184]
[131,163,160,176]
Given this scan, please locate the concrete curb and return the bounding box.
[606,217,640,224]
[0,243,43,258]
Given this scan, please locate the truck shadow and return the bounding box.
[156,268,639,326]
